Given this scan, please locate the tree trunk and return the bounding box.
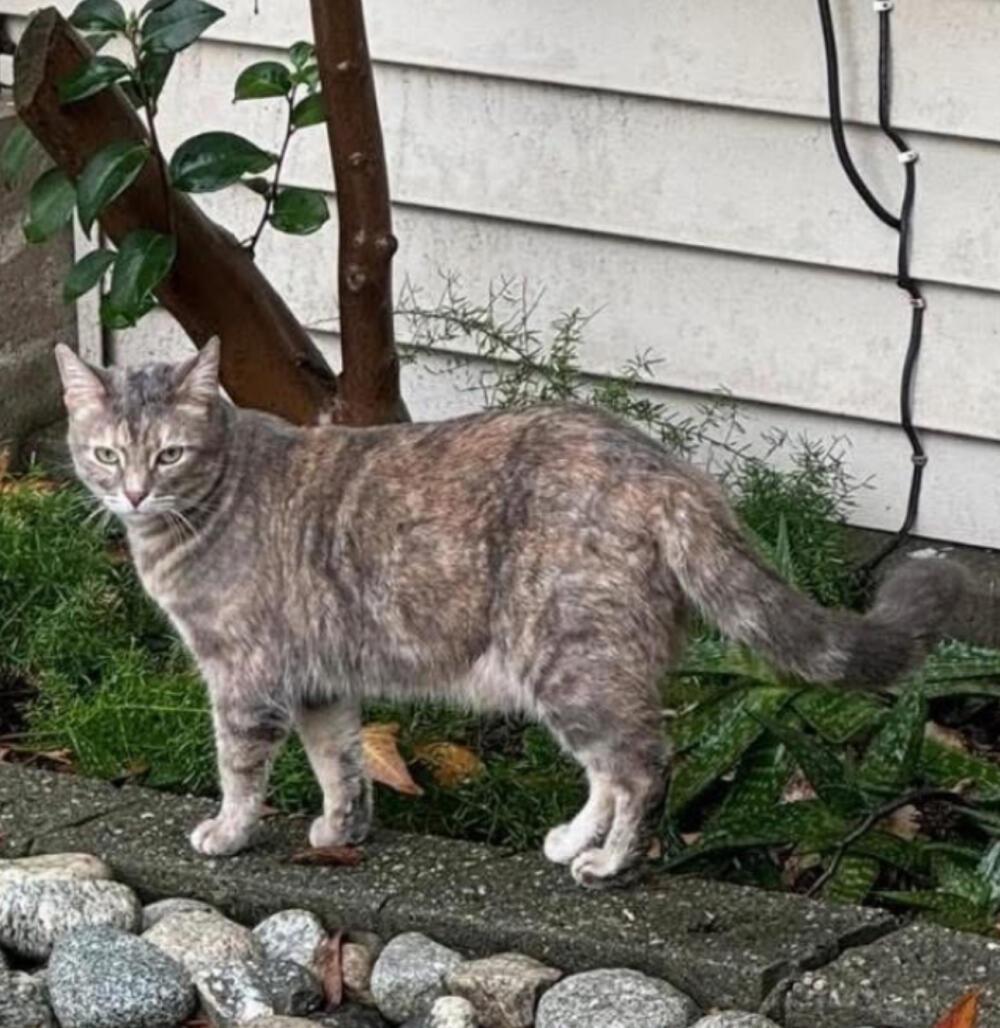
[15,8,338,426]
[310,0,408,426]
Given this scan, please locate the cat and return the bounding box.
[54,339,965,887]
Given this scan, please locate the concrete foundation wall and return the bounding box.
[0,99,76,468]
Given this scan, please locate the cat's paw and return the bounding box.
[189,817,250,857]
[308,811,370,848]
[570,847,625,889]
[544,823,587,865]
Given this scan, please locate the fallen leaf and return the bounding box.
[288,846,365,868]
[781,768,817,805]
[362,723,424,796]
[0,447,10,479]
[32,748,74,768]
[925,722,968,753]
[934,989,980,1028]
[0,747,11,763]
[880,803,921,841]
[413,741,484,788]
[316,929,344,1010]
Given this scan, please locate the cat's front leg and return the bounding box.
[191,690,289,857]
[295,698,372,848]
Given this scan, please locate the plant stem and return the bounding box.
[807,787,971,898]
[246,90,296,258]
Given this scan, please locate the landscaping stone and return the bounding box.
[195,957,274,1026]
[428,995,478,1028]
[535,968,698,1028]
[143,908,262,978]
[254,908,327,973]
[371,932,464,1023]
[0,877,140,959]
[784,921,1000,1028]
[47,924,194,1028]
[311,1005,393,1027]
[141,896,216,930]
[446,951,561,1028]
[691,1016,779,1028]
[0,765,132,858]
[261,957,323,1016]
[0,853,111,884]
[343,939,378,1004]
[0,970,54,1028]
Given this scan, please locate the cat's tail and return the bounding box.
[662,476,967,686]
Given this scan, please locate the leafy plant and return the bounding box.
[1,0,330,327]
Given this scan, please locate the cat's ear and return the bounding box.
[174,336,221,407]
[53,344,108,413]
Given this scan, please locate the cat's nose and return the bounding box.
[124,488,149,509]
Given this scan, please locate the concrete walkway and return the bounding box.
[2,764,997,1026]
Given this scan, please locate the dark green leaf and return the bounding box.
[1,124,43,191]
[63,249,117,302]
[59,56,131,104]
[138,52,175,102]
[291,92,326,128]
[293,63,321,92]
[107,228,176,324]
[709,737,792,827]
[100,294,155,329]
[667,686,792,816]
[69,0,126,32]
[141,0,224,54]
[859,678,926,792]
[875,890,994,933]
[288,40,315,68]
[169,132,275,193]
[23,169,76,243]
[793,688,886,744]
[823,855,879,905]
[234,61,292,101]
[270,186,329,235]
[920,738,1000,798]
[667,800,846,870]
[84,32,117,52]
[850,831,931,877]
[77,139,150,234]
[760,713,865,817]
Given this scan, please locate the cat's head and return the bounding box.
[53,339,225,521]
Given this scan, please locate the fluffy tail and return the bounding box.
[663,479,968,686]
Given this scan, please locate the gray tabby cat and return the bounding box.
[54,339,964,887]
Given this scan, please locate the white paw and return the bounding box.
[544,824,586,865]
[308,816,351,849]
[570,847,621,888]
[189,817,250,857]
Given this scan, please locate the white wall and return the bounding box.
[4,1,1000,545]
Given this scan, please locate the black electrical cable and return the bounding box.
[816,0,927,586]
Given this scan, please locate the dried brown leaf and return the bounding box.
[0,447,10,479]
[362,722,424,796]
[781,768,817,805]
[880,803,922,841]
[413,741,484,788]
[934,989,980,1028]
[288,846,365,868]
[316,929,344,1010]
[925,721,969,753]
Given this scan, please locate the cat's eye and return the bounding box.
[157,446,184,466]
[93,447,119,465]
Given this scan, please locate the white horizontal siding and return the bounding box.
[3,1,999,547]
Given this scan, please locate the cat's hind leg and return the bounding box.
[191,692,290,857]
[295,698,372,848]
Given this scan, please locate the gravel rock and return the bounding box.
[254,909,327,973]
[312,1006,393,1027]
[261,957,323,1016]
[343,940,377,1005]
[48,925,194,1028]
[692,1016,780,1028]
[429,995,478,1028]
[0,878,140,960]
[535,968,698,1028]
[370,932,463,1023]
[194,958,274,1026]
[0,970,54,1028]
[0,854,111,885]
[144,909,262,978]
[446,952,561,1028]
[141,897,216,931]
